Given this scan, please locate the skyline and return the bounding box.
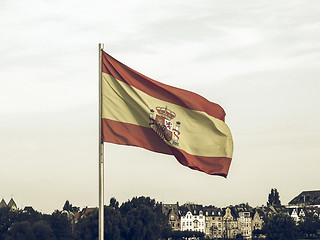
[1,0,320,213]
[0,188,309,212]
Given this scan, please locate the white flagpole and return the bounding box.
[98,43,104,240]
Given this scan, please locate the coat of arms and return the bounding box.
[149,106,181,146]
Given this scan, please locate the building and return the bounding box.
[180,204,205,233]
[168,208,181,231]
[251,209,264,231]
[164,203,263,239]
[0,198,17,211]
[204,207,223,239]
[223,207,239,238]
[23,206,35,213]
[162,203,180,231]
[8,198,17,210]
[235,207,252,239]
[288,207,306,223]
[288,190,320,208]
[0,199,7,208]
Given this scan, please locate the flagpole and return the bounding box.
[98,43,104,240]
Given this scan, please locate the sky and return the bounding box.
[1,0,320,213]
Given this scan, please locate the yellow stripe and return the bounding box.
[102,73,233,158]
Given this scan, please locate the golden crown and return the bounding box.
[156,106,176,120]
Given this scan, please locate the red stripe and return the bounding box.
[102,118,172,155]
[102,51,226,122]
[170,147,231,177]
[102,119,231,177]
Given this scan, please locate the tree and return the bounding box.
[104,206,123,240]
[252,229,264,239]
[267,188,281,206]
[4,221,35,240]
[74,209,98,240]
[0,207,16,239]
[75,196,170,240]
[75,205,124,240]
[63,200,79,213]
[298,214,320,238]
[120,196,170,240]
[33,221,56,240]
[262,213,298,240]
[47,210,74,240]
[110,197,119,210]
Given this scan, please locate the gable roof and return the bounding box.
[179,203,204,216]
[203,206,223,217]
[8,198,17,209]
[162,203,179,216]
[0,199,7,208]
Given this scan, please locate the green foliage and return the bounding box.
[75,196,171,240]
[48,210,74,240]
[298,214,320,238]
[262,213,298,240]
[109,197,119,210]
[74,210,98,240]
[3,196,320,240]
[63,200,80,213]
[5,221,35,240]
[0,207,17,239]
[119,196,169,240]
[267,188,281,206]
[33,221,57,240]
[252,228,264,239]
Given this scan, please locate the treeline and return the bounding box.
[0,207,72,240]
[2,195,320,240]
[0,196,204,240]
[257,213,320,240]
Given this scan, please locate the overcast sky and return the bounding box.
[1,0,320,213]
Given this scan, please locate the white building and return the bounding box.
[180,209,205,233]
[238,211,252,239]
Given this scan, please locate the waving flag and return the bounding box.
[101,51,233,177]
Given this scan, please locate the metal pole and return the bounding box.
[98,43,104,240]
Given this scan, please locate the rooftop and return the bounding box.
[289,190,320,206]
